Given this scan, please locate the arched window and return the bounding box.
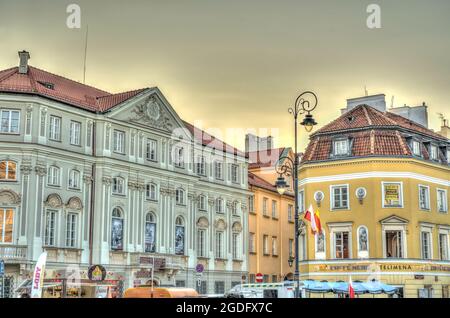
[0,161,17,181]
[175,216,185,255]
[146,183,158,201]
[47,166,60,186]
[145,212,156,253]
[68,169,80,189]
[112,177,125,195]
[111,208,124,250]
[176,188,185,205]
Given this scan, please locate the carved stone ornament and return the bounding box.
[160,187,170,196]
[226,201,233,209]
[20,165,32,176]
[128,181,138,190]
[35,165,47,176]
[130,95,173,131]
[232,221,242,233]
[197,217,209,228]
[45,193,64,209]
[83,175,93,184]
[241,203,248,213]
[137,183,146,192]
[214,218,227,231]
[102,176,112,185]
[208,198,215,206]
[66,197,83,210]
[0,189,21,205]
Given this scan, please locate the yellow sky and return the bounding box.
[0,0,449,152]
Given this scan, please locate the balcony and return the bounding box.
[0,245,27,262]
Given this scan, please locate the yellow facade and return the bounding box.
[298,157,450,298]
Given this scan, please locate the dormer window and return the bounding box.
[430,145,438,161]
[412,140,421,156]
[333,139,349,156]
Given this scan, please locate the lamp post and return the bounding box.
[275,91,318,298]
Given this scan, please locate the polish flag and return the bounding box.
[304,204,322,235]
[348,276,355,299]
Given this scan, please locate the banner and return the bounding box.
[31,252,47,298]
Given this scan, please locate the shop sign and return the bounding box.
[139,257,166,270]
[88,265,106,281]
[313,262,450,273]
[414,274,425,280]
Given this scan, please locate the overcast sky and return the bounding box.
[0,0,449,151]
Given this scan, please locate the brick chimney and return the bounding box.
[18,50,30,74]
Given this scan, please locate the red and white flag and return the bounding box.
[304,204,322,235]
[348,276,355,299]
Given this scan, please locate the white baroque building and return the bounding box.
[0,51,250,296]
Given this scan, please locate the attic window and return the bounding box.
[347,116,355,123]
[38,81,54,90]
[333,139,350,156]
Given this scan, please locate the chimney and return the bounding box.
[343,94,386,113]
[389,102,429,128]
[18,50,30,74]
[245,134,274,153]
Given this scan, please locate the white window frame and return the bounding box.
[0,109,20,134]
[412,140,421,156]
[262,197,268,216]
[430,144,438,161]
[70,121,81,146]
[263,234,269,255]
[437,188,448,213]
[299,189,305,212]
[174,146,184,168]
[249,196,254,213]
[271,200,277,219]
[232,232,240,259]
[146,183,158,201]
[447,149,450,164]
[68,169,81,190]
[330,184,350,210]
[329,223,353,259]
[197,228,207,257]
[272,236,278,256]
[333,139,349,156]
[146,138,158,162]
[47,166,61,187]
[249,232,256,253]
[0,207,14,243]
[381,224,407,258]
[176,188,185,205]
[44,210,57,247]
[438,228,450,261]
[112,177,125,195]
[418,185,431,211]
[215,198,224,213]
[48,115,61,141]
[215,231,224,259]
[113,130,125,154]
[288,204,294,222]
[199,195,207,211]
[420,226,433,260]
[65,212,77,248]
[196,155,206,176]
[231,164,239,183]
[214,161,223,180]
[0,160,17,181]
[381,181,404,208]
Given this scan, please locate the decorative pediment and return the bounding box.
[66,197,83,210]
[379,214,409,225]
[0,189,21,205]
[45,193,63,209]
[129,94,174,131]
[197,217,209,228]
[232,221,242,233]
[214,218,227,231]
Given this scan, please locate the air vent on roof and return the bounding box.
[38,81,54,90]
[347,116,355,123]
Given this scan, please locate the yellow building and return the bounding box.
[298,103,450,298]
[247,147,295,283]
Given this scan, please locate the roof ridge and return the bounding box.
[96,87,148,100]
[0,67,18,82]
[362,105,373,125]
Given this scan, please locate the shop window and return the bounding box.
[0,161,17,181]
[144,213,156,253]
[385,230,403,258]
[214,281,225,294]
[196,280,207,295]
[176,280,186,287]
[442,285,450,298]
[382,182,403,208]
[418,285,433,298]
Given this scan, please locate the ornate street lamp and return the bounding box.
[275,91,318,298]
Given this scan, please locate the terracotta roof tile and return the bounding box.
[247,148,285,169]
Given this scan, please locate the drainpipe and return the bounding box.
[89,122,96,266]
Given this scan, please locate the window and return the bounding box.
[146,183,157,201]
[437,189,448,213]
[299,190,305,212]
[272,237,278,256]
[299,233,307,261]
[249,232,256,253]
[215,231,224,258]
[263,235,269,255]
[174,146,184,167]
[231,164,239,183]
[86,122,92,147]
[145,213,156,253]
[196,281,207,295]
[1,110,20,133]
[249,196,254,213]
[48,115,61,141]
[197,229,206,257]
[176,280,186,288]
[289,239,294,257]
[215,198,223,213]
[334,139,349,156]
[44,210,57,246]
[214,281,225,295]
[0,208,14,243]
[382,182,403,207]
[70,121,81,146]
[199,195,207,211]
[430,145,438,161]
[263,198,268,216]
[196,156,206,176]
[421,231,432,260]
[412,140,421,156]
[25,111,31,135]
[146,139,157,161]
[214,161,223,180]
[176,188,185,205]
[232,201,239,215]
[385,230,403,258]
[334,231,349,259]
[113,130,125,153]
[68,170,80,189]
[439,233,449,261]
[111,208,123,250]
[331,185,349,210]
[419,185,430,210]
[288,204,293,222]
[271,200,277,219]
[47,166,61,186]
[65,213,77,247]
[175,216,185,255]
[112,177,125,195]
[0,161,17,181]
[232,233,239,259]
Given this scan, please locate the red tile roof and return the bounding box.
[303,104,449,164]
[0,66,146,112]
[248,172,294,197]
[247,147,285,169]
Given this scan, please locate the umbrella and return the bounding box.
[332,281,366,295]
[303,280,334,293]
[362,280,398,295]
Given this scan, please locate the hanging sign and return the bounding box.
[88,265,107,281]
